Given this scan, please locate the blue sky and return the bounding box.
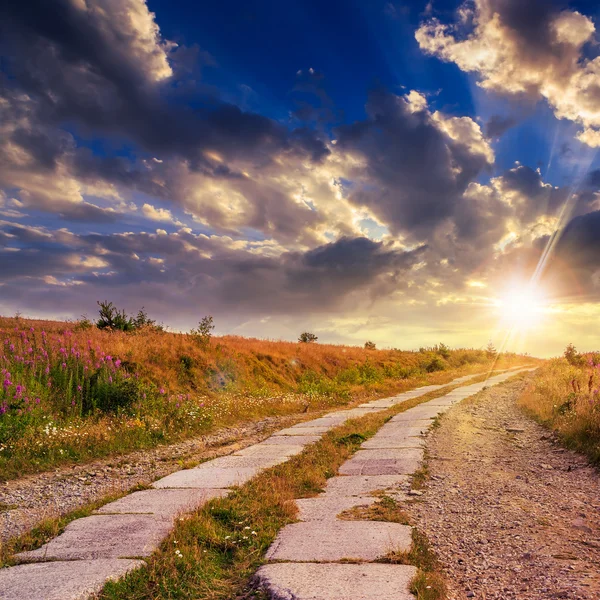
[2,0,600,356]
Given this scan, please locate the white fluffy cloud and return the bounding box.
[416,0,600,146]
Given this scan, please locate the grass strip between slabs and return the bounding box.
[95,373,504,600]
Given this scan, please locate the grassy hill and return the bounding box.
[0,315,532,479]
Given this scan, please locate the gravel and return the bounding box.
[0,414,303,543]
[408,377,600,600]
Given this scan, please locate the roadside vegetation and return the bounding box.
[97,380,473,600]
[0,310,530,480]
[518,344,600,464]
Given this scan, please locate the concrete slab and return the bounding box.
[361,435,424,449]
[153,466,260,489]
[339,448,423,476]
[256,563,418,600]
[295,495,376,521]
[299,416,347,427]
[333,407,381,418]
[0,559,145,600]
[373,424,428,437]
[390,406,441,421]
[17,514,172,561]
[273,426,329,436]
[233,443,305,458]
[323,475,409,497]
[95,488,228,518]
[358,399,400,408]
[351,448,424,461]
[201,454,286,469]
[261,435,321,446]
[381,418,432,429]
[265,521,412,562]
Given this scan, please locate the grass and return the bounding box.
[518,357,600,464]
[96,378,479,600]
[0,314,533,480]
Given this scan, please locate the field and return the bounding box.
[0,315,529,480]
[518,350,600,464]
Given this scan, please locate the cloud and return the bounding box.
[0,219,425,320]
[334,89,494,238]
[141,203,182,225]
[485,114,517,138]
[416,0,600,146]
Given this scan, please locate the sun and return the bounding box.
[494,286,548,330]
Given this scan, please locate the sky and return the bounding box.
[2,0,600,356]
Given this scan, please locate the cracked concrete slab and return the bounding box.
[390,406,441,421]
[295,495,376,521]
[95,488,229,519]
[298,416,348,427]
[273,426,330,436]
[201,454,287,469]
[339,448,423,476]
[323,474,409,497]
[0,559,145,600]
[361,434,424,449]
[255,563,418,600]
[261,434,321,446]
[233,443,305,458]
[17,514,172,561]
[95,488,228,518]
[382,418,432,429]
[265,521,412,562]
[153,466,260,489]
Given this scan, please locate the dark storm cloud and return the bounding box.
[485,115,517,138]
[496,165,568,223]
[0,0,329,167]
[0,220,422,316]
[335,89,493,237]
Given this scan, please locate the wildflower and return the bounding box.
[159,388,165,394]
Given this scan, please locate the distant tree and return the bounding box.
[299,332,318,343]
[191,315,215,346]
[364,341,376,350]
[96,301,135,332]
[134,307,156,329]
[436,342,451,359]
[485,341,497,360]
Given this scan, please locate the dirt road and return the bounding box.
[410,377,600,600]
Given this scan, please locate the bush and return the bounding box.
[83,377,141,415]
[435,343,450,359]
[424,356,447,373]
[96,301,135,332]
[564,343,584,366]
[298,332,318,343]
[364,341,376,350]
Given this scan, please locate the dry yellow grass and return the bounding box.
[0,314,530,479]
[518,357,600,464]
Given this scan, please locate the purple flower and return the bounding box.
[159,388,165,394]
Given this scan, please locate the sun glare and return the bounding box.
[495,286,548,330]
